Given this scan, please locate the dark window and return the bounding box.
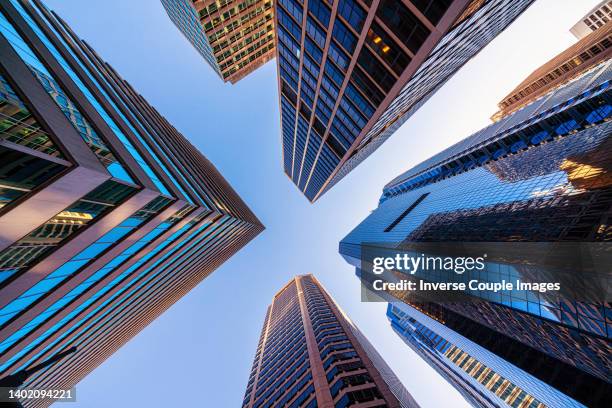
[357,47,395,92]
[350,67,385,106]
[300,101,312,120]
[376,0,431,53]
[384,193,429,232]
[281,80,298,105]
[313,116,327,136]
[366,22,411,75]
[327,135,348,158]
[411,0,453,24]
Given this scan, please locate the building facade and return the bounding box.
[277,0,535,202]
[161,0,276,83]
[340,59,612,407]
[0,0,263,405]
[570,0,612,40]
[387,302,585,408]
[242,274,418,408]
[493,18,612,121]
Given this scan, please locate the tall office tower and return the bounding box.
[0,0,263,404]
[340,59,612,407]
[277,0,535,202]
[242,274,418,408]
[570,0,612,40]
[161,0,275,83]
[493,19,612,121]
[387,303,585,408]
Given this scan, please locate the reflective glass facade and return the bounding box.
[340,61,612,407]
[242,275,417,408]
[388,303,584,408]
[278,0,535,202]
[0,0,263,402]
[161,0,276,83]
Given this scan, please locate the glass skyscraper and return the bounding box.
[161,0,276,83]
[276,0,536,202]
[340,58,612,407]
[242,274,418,408]
[0,0,263,402]
[387,302,585,408]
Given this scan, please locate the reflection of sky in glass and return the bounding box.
[19,1,605,407]
[344,85,611,336]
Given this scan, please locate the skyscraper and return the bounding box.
[570,0,612,40]
[387,302,584,408]
[242,274,418,408]
[340,58,612,407]
[0,0,263,403]
[493,18,611,121]
[161,0,276,83]
[277,0,536,202]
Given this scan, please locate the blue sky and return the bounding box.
[44,0,600,407]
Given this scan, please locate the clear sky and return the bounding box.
[43,0,601,407]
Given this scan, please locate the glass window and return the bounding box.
[0,180,135,288]
[350,67,385,106]
[278,0,303,22]
[357,47,395,92]
[325,60,345,87]
[337,0,367,31]
[308,0,331,26]
[304,36,323,63]
[366,22,411,75]
[306,16,326,49]
[376,0,431,54]
[410,0,453,25]
[277,7,302,41]
[328,41,351,71]
[332,19,357,53]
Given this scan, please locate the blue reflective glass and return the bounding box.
[30,1,202,204]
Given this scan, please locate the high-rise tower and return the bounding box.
[570,0,612,40]
[161,0,276,83]
[277,0,536,201]
[387,302,585,408]
[242,275,418,408]
[0,0,263,404]
[340,58,612,407]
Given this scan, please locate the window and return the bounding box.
[357,47,395,92]
[306,16,327,48]
[384,193,429,232]
[328,41,351,71]
[308,0,331,26]
[366,22,411,75]
[337,0,367,31]
[277,7,302,41]
[278,0,303,22]
[350,67,385,106]
[332,19,358,53]
[305,36,323,63]
[376,0,431,53]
